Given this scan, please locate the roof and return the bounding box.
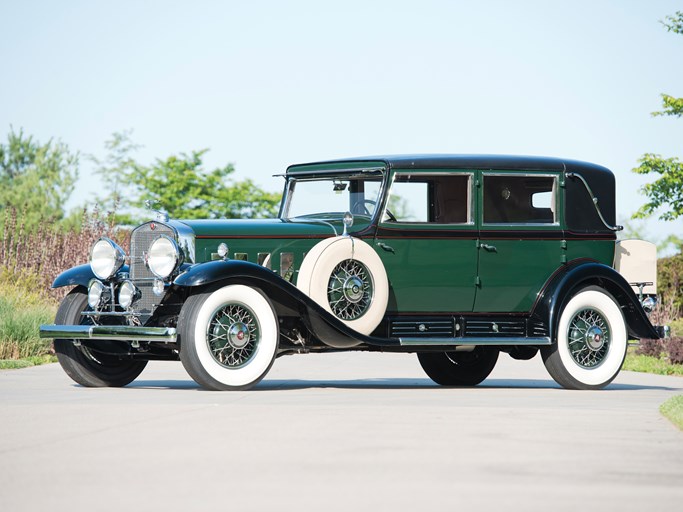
[286,154,613,177]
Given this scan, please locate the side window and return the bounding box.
[483,174,557,224]
[385,174,471,224]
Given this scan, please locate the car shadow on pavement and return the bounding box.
[127,378,680,392]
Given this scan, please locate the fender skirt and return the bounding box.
[532,261,660,341]
[173,259,396,349]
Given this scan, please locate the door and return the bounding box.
[474,171,563,312]
[374,171,478,313]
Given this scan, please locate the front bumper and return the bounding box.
[39,325,177,343]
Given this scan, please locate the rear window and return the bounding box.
[483,174,557,224]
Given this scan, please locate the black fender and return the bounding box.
[532,261,660,341]
[52,264,131,289]
[173,260,397,349]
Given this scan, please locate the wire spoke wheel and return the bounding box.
[207,303,260,369]
[567,308,610,368]
[327,259,374,320]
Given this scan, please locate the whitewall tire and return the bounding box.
[542,287,627,390]
[179,285,278,391]
[297,236,389,335]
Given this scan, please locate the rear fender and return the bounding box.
[532,261,660,341]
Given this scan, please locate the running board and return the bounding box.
[399,336,551,347]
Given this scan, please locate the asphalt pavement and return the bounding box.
[0,351,681,512]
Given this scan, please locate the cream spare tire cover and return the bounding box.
[297,236,389,335]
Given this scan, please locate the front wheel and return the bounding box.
[179,284,279,391]
[417,347,499,386]
[541,287,627,390]
[54,288,148,387]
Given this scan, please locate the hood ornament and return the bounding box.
[145,200,170,223]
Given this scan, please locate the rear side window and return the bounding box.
[483,174,557,224]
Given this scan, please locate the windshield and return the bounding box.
[282,174,384,220]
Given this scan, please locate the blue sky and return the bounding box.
[1,1,682,247]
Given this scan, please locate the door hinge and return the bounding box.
[475,276,481,287]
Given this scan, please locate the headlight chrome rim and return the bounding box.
[147,235,182,279]
[90,238,126,280]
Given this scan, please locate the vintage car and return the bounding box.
[39,155,665,391]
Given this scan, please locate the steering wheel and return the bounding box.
[354,199,397,222]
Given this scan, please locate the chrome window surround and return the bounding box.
[380,171,475,226]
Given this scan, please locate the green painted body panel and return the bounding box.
[566,240,615,267]
[475,239,562,312]
[375,227,478,313]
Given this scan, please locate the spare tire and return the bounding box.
[297,236,389,336]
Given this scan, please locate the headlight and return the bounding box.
[88,280,106,309]
[90,238,126,280]
[147,235,181,278]
[118,280,139,309]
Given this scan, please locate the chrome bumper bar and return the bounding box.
[39,325,177,343]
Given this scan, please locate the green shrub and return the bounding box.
[0,276,57,359]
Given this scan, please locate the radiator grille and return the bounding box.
[130,222,175,318]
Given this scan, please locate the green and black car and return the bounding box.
[40,155,665,390]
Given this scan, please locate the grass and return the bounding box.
[0,270,58,366]
[623,349,683,377]
[0,355,57,369]
[660,395,683,430]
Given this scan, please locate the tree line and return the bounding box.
[0,128,281,231]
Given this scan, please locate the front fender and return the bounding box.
[173,259,397,349]
[533,261,660,341]
[52,264,96,288]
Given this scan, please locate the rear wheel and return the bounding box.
[541,287,627,390]
[54,288,147,387]
[417,347,499,386]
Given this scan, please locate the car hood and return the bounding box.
[175,218,364,238]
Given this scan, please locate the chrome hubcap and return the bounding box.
[227,322,250,349]
[343,276,364,303]
[207,303,259,368]
[568,308,611,368]
[328,260,373,320]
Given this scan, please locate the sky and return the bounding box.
[1,0,682,250]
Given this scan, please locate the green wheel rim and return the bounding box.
[206,302,260,368]
[567,308,611,368]
[327,259,374,320]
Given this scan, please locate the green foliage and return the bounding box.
[131,151,281,220]
[661,11,683,34]
[94,132,281,223]
[652,94,683,118]
[0,277,57,360]
[660,395,683,430]
[623,350,683,377]
[656,253,683,316]
[632,13,683,221]
[632,154,683,220]
[0,127,79,229]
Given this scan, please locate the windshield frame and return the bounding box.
[279,168,388,226]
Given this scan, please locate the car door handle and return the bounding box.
[377,242,395,254]
[480,243,497,253]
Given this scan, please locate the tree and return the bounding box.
[0,127,79,229]
[632,12,683,221]
[94,132,281,223]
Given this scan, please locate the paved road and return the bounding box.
[0,352,681,512]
